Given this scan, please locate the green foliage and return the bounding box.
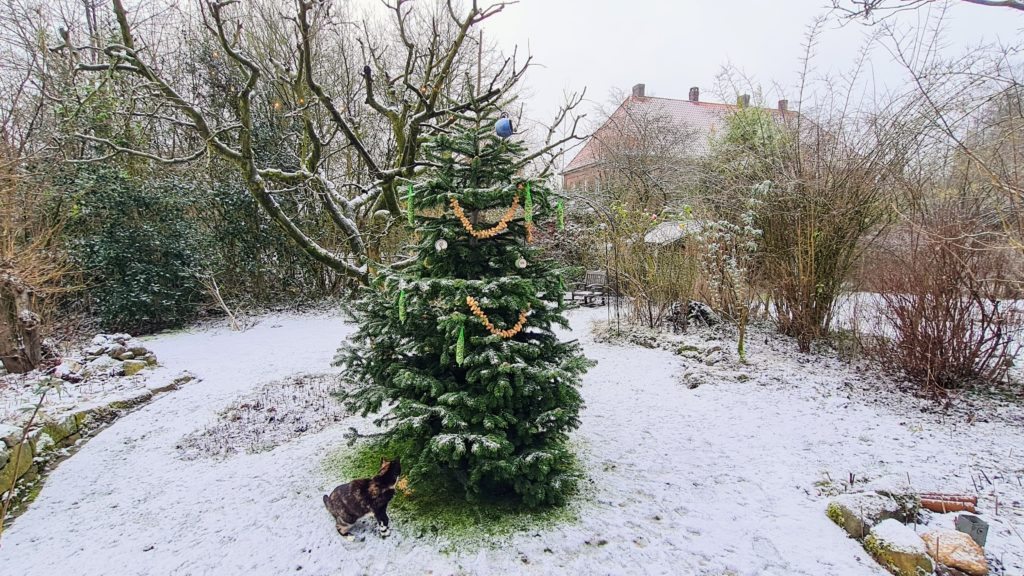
[325,438,583,544]
[63,165,209,333]
[335,110,593,507]
[202,172,340,305]
[720,106,788,157]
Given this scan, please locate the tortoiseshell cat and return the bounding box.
[323,457,401,541]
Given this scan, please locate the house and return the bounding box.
[562,83,792,190]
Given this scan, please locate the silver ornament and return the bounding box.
[516,257,527,269]
[435,238,448,252]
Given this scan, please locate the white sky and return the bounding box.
[480,0,1023,127]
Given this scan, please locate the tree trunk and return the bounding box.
[0,273,43,374]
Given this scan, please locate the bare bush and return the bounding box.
[0,156,72,373]
[595,207,698,329]
[865,197,1023,397]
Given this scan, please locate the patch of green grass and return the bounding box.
[322,439,588,548]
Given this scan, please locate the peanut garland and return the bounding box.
[466,296,529,339]
[450,194,519,239]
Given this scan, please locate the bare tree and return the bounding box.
[832,0,1024,21]
[56,0,583,281]
[572,89,698,212]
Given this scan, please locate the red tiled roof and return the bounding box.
[563,94,792,175]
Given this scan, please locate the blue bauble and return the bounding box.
[495,117,514,138]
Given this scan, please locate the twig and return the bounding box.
[343,426,386,447]
[198,273,240,331]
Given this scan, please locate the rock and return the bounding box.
[122,359,147,376]
[106,344,127,359]
[935,565,971,576]
[864,519,933,576]
[91,334,110,346]
[705,351,724,366]
[0,441,34,489]
[827,492,915,539]
[125,340,149,356]
[0,445,8,469]
[84,344,107,358]
[111,333,132,345]
[0,424,21,448]
[688,300,720,326]
[87,354,120,377]
[141,353,158,367]
[41,414,81,445]
[922,529,988,576]
[115,351,136,361]
[54,359,85,382]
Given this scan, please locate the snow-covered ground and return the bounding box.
[1,307,1022,575]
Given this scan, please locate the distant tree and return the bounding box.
[579,90,698,212]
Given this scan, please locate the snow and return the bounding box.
[1,306,1023,575]
[870,519,926,554]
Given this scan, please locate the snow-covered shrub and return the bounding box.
[696,189,762,361]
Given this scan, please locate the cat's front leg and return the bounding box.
[373,508,391,538]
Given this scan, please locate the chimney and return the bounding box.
[737,94,751,108]
[777,99,788,112]
[631,83,645,98]
[688,86,699,102]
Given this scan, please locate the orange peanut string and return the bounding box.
[466,296,529,339]
[525,221,534,244]
[450,194,519,239]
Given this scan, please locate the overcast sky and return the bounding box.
[480,0,1023,130]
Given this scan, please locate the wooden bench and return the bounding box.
[570,270,609,307]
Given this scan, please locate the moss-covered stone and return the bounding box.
[41,415,81,445]
[122,359,147,376]
[865,525,933,576]
[827,492,912,539]
[0,441,34,492]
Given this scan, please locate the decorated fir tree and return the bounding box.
[335,108,592,506]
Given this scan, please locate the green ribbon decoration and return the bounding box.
[524,181,533,225]
[557,200,565,230]
[455,324,466,366]
[398,290,407,323]
[406,184,415,226]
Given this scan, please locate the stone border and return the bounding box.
[0,371,196,526]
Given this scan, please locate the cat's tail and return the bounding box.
[322,494,330,509]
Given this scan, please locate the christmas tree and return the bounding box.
[335,107,592,506]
